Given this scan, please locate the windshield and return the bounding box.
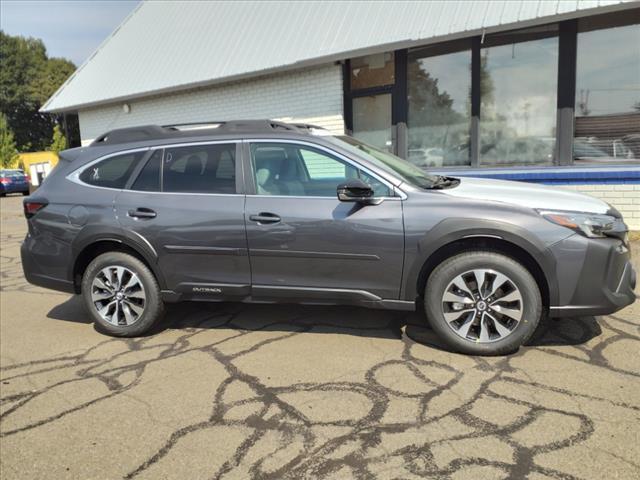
[328,136,440,189]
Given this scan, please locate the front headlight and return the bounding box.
[537,210,615,238]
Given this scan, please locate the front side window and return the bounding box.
[574,18,640,164]
[79,151,145,189]
[250,143,391,197]
[162,143,236,194]
[330,135,439,190]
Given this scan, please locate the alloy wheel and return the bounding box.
[441,268,523,343]
[91,266,146,326]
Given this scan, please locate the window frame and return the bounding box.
[69,147,151,191]
[71,141,244,195]
[242,139,403,200]
[344,7,639,168]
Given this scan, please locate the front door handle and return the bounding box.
[249,212,281,224]
[128,208,157,219]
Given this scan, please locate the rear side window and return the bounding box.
[132,149,162,191]
[80,152,145,189]
[162,143,236,194]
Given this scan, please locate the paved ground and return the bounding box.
[0,194,639,480]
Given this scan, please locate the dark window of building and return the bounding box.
[250,143,391,197]
[574,14,640,164]
[80,152,145,189]
[131,149,162,191]
[352,94,393,152]
[480,33,558,166]
[163,143,236,194]
[350,52,395,89]
[408,46,472,167]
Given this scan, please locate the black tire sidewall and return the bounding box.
[81,252,164,337]
[424,251,542,355]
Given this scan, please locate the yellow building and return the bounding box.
[18,152,59,186]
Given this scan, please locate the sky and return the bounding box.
[1,0,140,66]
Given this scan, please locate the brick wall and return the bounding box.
[559,184,640,230]
[78,64,344,143]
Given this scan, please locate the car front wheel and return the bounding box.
[81,252,164,337]
[424,251,542,355]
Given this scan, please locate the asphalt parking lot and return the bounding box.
[1,193,639,480]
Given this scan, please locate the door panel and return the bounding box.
[245,196,404,299]
[115,142,250,299]
[244,141,405,301]
[116,191,250,296]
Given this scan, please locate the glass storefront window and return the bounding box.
[574,22,640,164]
[480,36,558,166]
[408,49,471,167]
[352,94,392,152]
[350,52,395,89]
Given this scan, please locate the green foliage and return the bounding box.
[0,30,76,152]
[50,124,67,154]
[0,112,20,168]
[408,59,462,128]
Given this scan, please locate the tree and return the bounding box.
[408,59,462,128]
[50,124,67,154]
[408,59,466,152]
[0,30,77,152]
[0,112,19,168]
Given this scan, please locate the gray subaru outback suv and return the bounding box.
[21,120,636,355]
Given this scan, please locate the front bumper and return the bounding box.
[549,235,636,318]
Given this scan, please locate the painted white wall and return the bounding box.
[78,64,344,144]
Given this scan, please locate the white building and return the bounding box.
[42,0,640,227]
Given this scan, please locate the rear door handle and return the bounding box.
[249,212,281,224]
[128,208,157,219]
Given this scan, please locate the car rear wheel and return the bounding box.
[81,252,164,337]
[424,251,542,355]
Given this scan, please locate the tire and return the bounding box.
[424,251,542,356]
[22,191,29,196]
[81,252,164,337]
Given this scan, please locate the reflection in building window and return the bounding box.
[480,36,558,166]
[352,94,393,152]
[350,53,395,89]
[408,49,471,167]
[574,22,640,164]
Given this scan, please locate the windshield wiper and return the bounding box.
[427,175,459,190]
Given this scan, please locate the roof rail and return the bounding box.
[90,120,305,146]
[291,123,331,135]
[215,120,299,133]
[161,121,226,130]
[90,125,174,146]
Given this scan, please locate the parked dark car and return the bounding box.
[0,169,30,196]
[20,121,636,355]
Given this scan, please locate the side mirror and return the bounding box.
[337,179,381,205]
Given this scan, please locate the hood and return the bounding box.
[441,177,610,214]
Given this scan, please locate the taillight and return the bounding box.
[24,201,48,218]
[0,177,10,185]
